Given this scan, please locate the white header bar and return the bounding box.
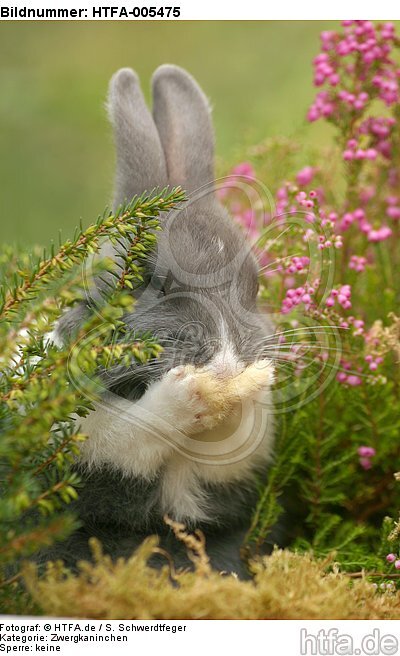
[0,0,400,20]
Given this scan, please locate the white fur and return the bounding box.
[77,358,275,522]
[209,341,242,378]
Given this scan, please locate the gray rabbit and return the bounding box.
[52,66,281,578]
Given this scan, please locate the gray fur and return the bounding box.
[38,463,287,579]
[108,67,168,208]
[51,66,281,578]
[152,65,215,194]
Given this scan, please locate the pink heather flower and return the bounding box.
[365,148,378,160]
[287,256,310,274]
[372,72,400,106]
[233,209,260,240]
[281,284,316,314]
[368,226,393,242]
[377,140,391,159]
[356,118,395,160]
[336,40,351,56]
[349,255,367,272]
[360,220,373,234]
[358,444,376,469]
[359,457,373,470]
[386,553,397,563]
[341,207,371,233]
[359,186,375,203]
[336,284,351,309]
[353,94,369,110]
[308,21,400,141]
[358,446,376,458]
[329,73,340,86]
[217,161,257,199]
[365,354,382,371]
[296,166,316,187]
[231,161,256,179]
[307,91,335,122]
[347,374,362,386]
[382,22,395,39]
[284,276,296,289]
[395,560,400,570]
[353,208,366,221]
[228,22,400,391]
[275,185,290,215]
[338,90,355,104]
[307,107,319,122]
[343,150,354,161]
[276,186,288,201]
[387,206,400,220]
[340,212,355,230]
[352,319,365,336]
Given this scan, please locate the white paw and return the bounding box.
[158,365,218,434]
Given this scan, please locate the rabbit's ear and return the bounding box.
[108,68,168,208]
[152,65,215,195]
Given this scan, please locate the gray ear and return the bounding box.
[108,68,168,208]
[152,65,215,195]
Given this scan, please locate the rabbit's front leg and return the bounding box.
[77,365,217,478]
[141,365,221,433]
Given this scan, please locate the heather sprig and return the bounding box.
[0,187,185,322]
[0,188,184,607]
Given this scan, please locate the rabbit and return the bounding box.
[50,65,282,579]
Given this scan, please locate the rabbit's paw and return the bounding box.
[162,365,220,434]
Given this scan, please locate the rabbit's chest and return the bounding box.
[78,385,274,523]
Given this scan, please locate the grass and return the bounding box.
[20,536,400,619]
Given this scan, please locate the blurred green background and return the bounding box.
[0,21,338,246]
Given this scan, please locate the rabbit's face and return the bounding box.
[108,198,274,399]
